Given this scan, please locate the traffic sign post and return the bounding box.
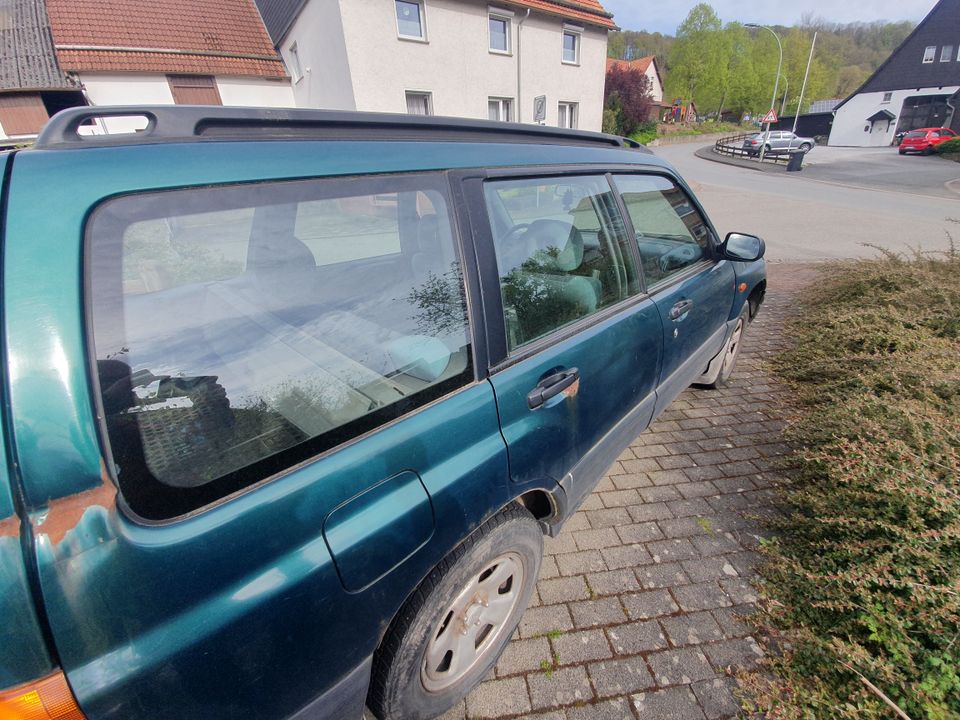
[533,95,546,124]
[759,109,778,162]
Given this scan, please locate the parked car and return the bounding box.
[0,106,766,720]
[742,130,815,154]
[898,127,957,154]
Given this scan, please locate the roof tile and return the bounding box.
[46,0,286,77]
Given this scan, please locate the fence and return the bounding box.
[713,133,798,164]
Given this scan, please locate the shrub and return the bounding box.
[747,247,960,720]
[934,137,960,156]
[603,63,654,136]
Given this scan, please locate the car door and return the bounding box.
[5,150,510,720]
[469,172,663,512]
[612,174,735,415]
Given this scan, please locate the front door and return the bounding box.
[478,173,663,510]
[612,174,734,413]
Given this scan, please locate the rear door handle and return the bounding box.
[527,368,580,409]
[669,299,694,320]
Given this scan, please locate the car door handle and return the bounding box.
[527,368,580,409]
[669,299,694,320]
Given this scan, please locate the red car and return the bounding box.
[898,127,957,154]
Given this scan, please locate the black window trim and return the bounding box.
[453,164,721,371]
[84,170,483,524]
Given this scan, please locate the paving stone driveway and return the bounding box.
[451,264,819,720]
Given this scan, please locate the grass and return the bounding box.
[628,121,754,146]
[743,243,960,719]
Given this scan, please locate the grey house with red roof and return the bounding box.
[1,0,294,140]
[828,0,960,146]
[254,0,616,130]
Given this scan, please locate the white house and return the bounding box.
[829,0,960,147]
[41,0,295,135]
[254,0,616,131]
[605,55,664,103]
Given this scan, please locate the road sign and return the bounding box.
[533,95,546,123]
[761,109,778,124]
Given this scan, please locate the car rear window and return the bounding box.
[88,174,472,520]
[905,131,926,139]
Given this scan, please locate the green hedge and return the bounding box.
[746,248,960,720]
[935,137,960,158]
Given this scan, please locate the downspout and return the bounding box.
[947,92,958,133]
[517,9,530,122]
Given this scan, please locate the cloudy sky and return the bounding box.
[603,0,935,34]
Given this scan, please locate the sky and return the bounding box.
[602,0,935,35]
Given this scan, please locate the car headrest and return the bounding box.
[247,233,316,272]
[529,219,584,272]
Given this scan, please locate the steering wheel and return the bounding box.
[659,244,699,273]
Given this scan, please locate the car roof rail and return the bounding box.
[34,105,648,152]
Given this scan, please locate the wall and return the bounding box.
[76,73,295,134]
[829,86,960,146]
[645,64,663,102]
[216,77,295,107]
[280,0,356,110]
[313,0,608,130]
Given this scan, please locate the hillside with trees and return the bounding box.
[608,4,914,118]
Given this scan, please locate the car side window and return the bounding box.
[613,174,712,287]
[89,174,472,520]
[484,175,641,352]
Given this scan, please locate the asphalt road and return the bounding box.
[654,143,960,262]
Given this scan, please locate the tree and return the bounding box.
[666,4,726,111]
[603,63,654,135]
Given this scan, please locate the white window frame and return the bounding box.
[558,101,578,129]
[286,42,303,83]
[488,7,513,55]
[405,91,433,116]
[488,97,513,122]
[395,0,427,42]
[562,25,582,65]
[941,45,954,62]
[923,45,936,63]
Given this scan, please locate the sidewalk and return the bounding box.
[452,263,821,720]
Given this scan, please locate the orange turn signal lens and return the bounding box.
[0,672,85,720]
[738,282,748,293]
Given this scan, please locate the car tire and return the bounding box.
[703,305,750,389]
[799,143,812,152]
[763,144,771,153]
[367,504,543,720]
[898,149,906,155]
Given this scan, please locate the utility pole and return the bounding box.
[793,31,818,135]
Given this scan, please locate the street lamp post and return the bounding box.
[779,73,789,117]
[745,23,782,162]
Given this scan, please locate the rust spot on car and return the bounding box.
[0,514,20,538]
[38,465,116,546]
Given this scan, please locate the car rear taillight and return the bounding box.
[0,672,86,720]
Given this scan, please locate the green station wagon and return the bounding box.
[0,107,765,720]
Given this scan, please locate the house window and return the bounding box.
[558,101,578,129]
[923,46,936,63]
[488,97,513,122]
[395,0,425,40]
[167,75,222,105]
[941,45,953,62]
[562,27,581,64]
[405,91,432,115]
[287,43,303,83]
[489,12,511,53]
[882,92,892,103]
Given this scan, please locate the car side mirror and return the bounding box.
[721,232,765,262]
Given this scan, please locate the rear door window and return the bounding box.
[613,174,712,287]
[483,175,641,351]
[89,174,472,519]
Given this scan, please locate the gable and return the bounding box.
[854,0,960,96]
